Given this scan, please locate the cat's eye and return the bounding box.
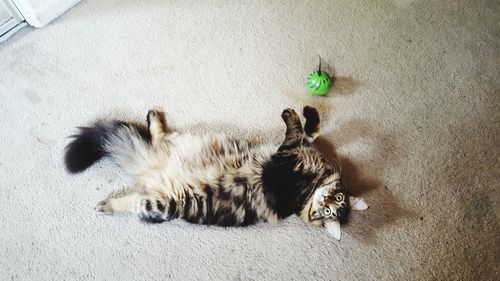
[323,208,331,216]
[334,193,344,202]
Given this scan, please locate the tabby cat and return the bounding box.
[64,106,367,240]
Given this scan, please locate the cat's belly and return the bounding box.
[163,132,249,180]
[147,132,279,225]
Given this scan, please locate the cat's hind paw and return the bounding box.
[95,200,114,214]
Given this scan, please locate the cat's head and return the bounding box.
[300,170,368,240]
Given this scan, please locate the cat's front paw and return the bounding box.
[281,108,299,121]
[303,106,319,121]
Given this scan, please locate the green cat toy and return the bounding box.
[306,57,332,96]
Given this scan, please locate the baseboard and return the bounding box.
[12,0,81,28]
[0,21,27,43]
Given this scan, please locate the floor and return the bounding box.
[0,0,498,280]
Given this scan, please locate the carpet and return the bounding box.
[0,0,498,280]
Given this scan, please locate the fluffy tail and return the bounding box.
[64,120,152,174]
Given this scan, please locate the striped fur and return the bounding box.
[64,107,367,239]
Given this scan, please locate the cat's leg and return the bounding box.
[146,109,169,143]
[278,108,304,151]
[140,190,213,224]
[95,187,141,214]
[303,106,320,143]
[136,197,179,223]
[95,187,179,223]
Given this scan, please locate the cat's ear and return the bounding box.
[325,221,341,240]
[349,196,368,211]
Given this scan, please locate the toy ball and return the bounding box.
[306,57,332,96]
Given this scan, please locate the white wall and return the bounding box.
[12,0,80,27]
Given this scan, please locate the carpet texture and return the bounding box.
[0,1,498,280]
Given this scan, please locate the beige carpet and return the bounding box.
[0,0,498,280]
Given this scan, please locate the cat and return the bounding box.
[64,106,367,240]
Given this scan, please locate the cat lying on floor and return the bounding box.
[64,106,367,240]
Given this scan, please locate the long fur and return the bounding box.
[64,121,150,173]
[64,107,361,234]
